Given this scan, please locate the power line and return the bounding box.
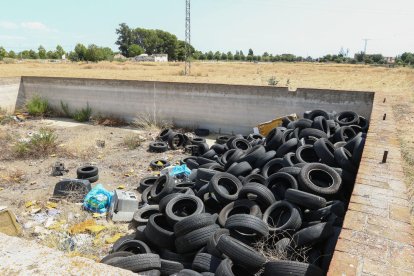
[363,38,372,54]
[184,0,191,76]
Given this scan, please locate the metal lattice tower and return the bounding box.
[185,0,191,75]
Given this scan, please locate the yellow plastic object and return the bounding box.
[257,114,298,136]
[69,219,96,234]
[105,233,122,244]
[0,209,22,236]
[85,225,106,234]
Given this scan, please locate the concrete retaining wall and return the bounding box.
[0,77,21,113]
[12,77,374,134]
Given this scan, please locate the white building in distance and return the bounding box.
[133,54,168,62]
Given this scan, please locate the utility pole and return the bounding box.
[363,38,371,55]
[185,0,191,75]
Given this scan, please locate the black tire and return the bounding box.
[208,172,243,204]
[216,135,230,145]
[242,173,266,185]
[230,138,251,151]
[334,147,357,173]
[141,185,157,205]
[352,137,365,165]
[226,161,252,177]
[210,144,226,155]
[201,150,217,159]
[111,233,136,253]
[282,152,298,166]
[265,172,298,200]
[159,129,174,141]
[150,142,168,153]
[177,269,203,276]
[238,183,276,210]
[312,116,330,136]
[303,200,345,222]
[206,228,230,258]
[248,133,264,141]
[254,150,276,169]
[168,133,185,150]
[262,201,302,233]
[159,248,196,264]
[295,145,320,163]
[333,126,356,142]
[298,163,342,197]
[358,116,369,132]
[307,109,329,120]
[292,222,334,248]
[175,224,220,253]
[278,167,301,178]
[161,259,185,276]
[106,253,161,272]
[81,174,99,184]
[174,213,218,237]
[284,189,327,210]
[335,111,359,126]
[264,260,324,276]
[275,138,299,158]
[298,128,328,140]
[216,235,266,272]
[261,158,285,178]
[165,195,205,226]
[320,226,342,272]
[133,205,160,226]
[186,159,200,170]
[265,128,284,151]
[225,214,269,237]
[215,258,255,276]
[238,145,266,165]
[114,240,152,254]
[101,251,134,263]
[139,176,159,192]
[150,174,176,202]
[198,143,210,155]
[150,159,170,170]
[298,136,319,147]
[223,149,244,170]
[192,253,221,273]
[195,128,210,137]
[314,138,337,166]
[76,165,98,178]
[191,137,207,145]
[344,132,363,153]
[218,199,261,227]
[144,214,175,250]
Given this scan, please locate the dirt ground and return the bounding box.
[0,117,189,259]
[1,60,414,258]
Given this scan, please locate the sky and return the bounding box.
[0,0,413,57]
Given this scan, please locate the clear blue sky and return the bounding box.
[0,0,413,57]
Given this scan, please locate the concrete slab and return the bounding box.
[0,233,134,275]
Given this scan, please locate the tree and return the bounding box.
[246,55,253,62]
[199,53,206,60]
[74,43,87,61]
[85,44,104,62]
[38,45,47,59]
[176,40,195,61]
[47,50,58,59]
[214,51,221,60]
[0,47,6,60]
[221,52,228,61]
[227,51,233,61]
[248,48,253,56]
[127,44,144,57]
[7,50,16,59]
[28,50,39,59]
[240,51,245,61]
[234,51,240,61]
[401,52,414,65]
[115,23,135,57]
[206,51,214,60]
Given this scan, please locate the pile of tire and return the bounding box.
[102,109,368,276]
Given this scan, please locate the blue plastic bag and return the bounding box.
[170,164,191,177]
[83,184,113,213]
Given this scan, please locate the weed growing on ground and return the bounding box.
[26,95,49,116]
[132,112,172,131]
[123,134,144,150]
[268,76,279,86]
[0,169,26,184]
[72,103,92,122]
[60,101,72,117]
[13,128,58,158]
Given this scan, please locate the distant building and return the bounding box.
[384,56,395,64]
[114,54,127,60]
[133,54,168,62]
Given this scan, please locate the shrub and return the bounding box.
[73,103,92,122]
[26,96,49,116]
[14,128,58,158]
[123,134,144,150]
[60,101,71,117]
[268,76,279,86]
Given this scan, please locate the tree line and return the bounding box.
[0,23,413,66]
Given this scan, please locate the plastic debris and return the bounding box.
[69,219,95,235]
[83,184,112,214]
[105,233,123,244]
[85,225,106,234]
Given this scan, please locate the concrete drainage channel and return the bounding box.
[96,109,368,275]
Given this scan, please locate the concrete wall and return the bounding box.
[0,77,21,113]
[16,76,374,134]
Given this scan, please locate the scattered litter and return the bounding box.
[25,201,36,208]
[117,185,125,189]
[83,184,112,214]
[109,189,139,222]
[44,217,55,228]
[0,208,22,236]
[46,201,58,209]
[72,233,93,248]
[85,224,106,234]
[51,162,68,176]
[92,213,105,219]
[69,219,95,235]
[105,233,123,244]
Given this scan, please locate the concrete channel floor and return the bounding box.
[0,233,134,275]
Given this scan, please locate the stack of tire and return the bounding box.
[77,165,99,183]
[101,109,367,276]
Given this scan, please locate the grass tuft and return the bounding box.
[13,128,58,158]
[26,95,49,116]
[123,134,144,150]
[72,103,92,122]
